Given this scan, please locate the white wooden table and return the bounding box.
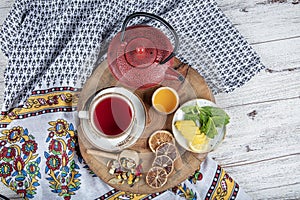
[0,0,299,199]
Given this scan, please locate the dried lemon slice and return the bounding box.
[146,166,168,188]
[156,142,178,161]
[148,130,175,152]
[152,155,174,176]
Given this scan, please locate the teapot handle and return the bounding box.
[165,66,185,82]
[120,12,179,65]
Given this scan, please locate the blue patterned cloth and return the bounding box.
[0,0,263,199]
[0,0,264,112]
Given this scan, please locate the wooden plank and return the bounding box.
[218,0,300,43]
[214,38,300,108]
[223,155,300,199]
[0,7,11,26]
[0,0,14,25]
[0,0,14,8]
[0,0,299,44]
[211,98,300,163]
[211,2,300,199]
[210,97,300,199]
[252,37,300,70]
[218,0,295,11]
[215,69,300,108]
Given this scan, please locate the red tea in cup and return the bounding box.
[88,93,134,137]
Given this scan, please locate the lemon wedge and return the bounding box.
[174,120,200,141]
[174,120,209,152]
[188,133,208,153]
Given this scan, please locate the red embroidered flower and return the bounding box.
[61,185,71,199]
[48,119,69,137]
[21,140,38,156]
[49,139,62,154]
[0,147,16,161]
[61,152,69,167]
[26,161,40,178]
[46,155,61,171]
[13,156,25,172]
[2,126,24,143]
[67,137,76,152]
[0,162,13,178]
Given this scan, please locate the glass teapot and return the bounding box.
[107,12,184,89]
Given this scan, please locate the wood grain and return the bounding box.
[217,0,300,43]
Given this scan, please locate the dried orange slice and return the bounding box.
[152,155,174,175]
[146,166,168,188]
[148,130,175,152]
[156,142,178,161]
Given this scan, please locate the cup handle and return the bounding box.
[78,111,89,119]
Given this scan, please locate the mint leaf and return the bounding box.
[201,106,230,125]
[184,113,199,124]
[182,105,201,125]
[181,106,199,114]
[199,111,209,125]
[201,117,218,139]
[202,106,225,115]
[211,116,227,128]
[181,104,230,139]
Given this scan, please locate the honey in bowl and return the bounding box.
[152,87,179,114]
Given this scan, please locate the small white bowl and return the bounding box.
[151,86,179,115]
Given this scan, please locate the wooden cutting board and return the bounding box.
[77,58,214,194]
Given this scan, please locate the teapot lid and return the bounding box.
[107,25,174,89]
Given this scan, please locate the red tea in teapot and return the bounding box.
[92,94,134,137]
[107,12,181,89]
